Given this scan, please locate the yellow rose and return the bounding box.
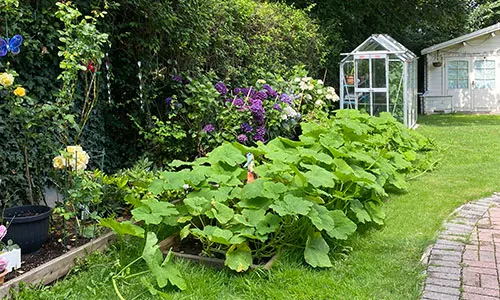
[0,73,14,87]
[52,155,66,169]
[13,87,26,97]
[66,145,84,154]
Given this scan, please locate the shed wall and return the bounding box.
[424,33,500,113]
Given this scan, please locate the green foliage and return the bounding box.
[101,110,434,293]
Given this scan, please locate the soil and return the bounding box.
[4,217,93,282]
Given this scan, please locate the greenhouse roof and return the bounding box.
[341,34,417,62]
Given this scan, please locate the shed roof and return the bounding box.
[341,34,417,62]
[421,23,500,55]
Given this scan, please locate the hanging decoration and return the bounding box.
[0,34,23,57]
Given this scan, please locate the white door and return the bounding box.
[472,57,498,110]
[445,58,472,110]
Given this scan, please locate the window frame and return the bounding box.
[447,60,469,90]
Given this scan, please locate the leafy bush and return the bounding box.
[101,110,434,293]
[139,67,340,165]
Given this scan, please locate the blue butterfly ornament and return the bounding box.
[0,34,23,57]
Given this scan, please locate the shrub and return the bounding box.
[101,110,434,293]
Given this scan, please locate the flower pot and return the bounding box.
[432,62,442,67]
[2,205,53,254]
[0,268,8,284]
[345,75,355,85]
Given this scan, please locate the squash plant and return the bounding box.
[101,110,434,292]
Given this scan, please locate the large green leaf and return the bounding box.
[99,218,145,238]
[212,202,234,224]
[132,199,178,225]
[270,194,312,216]
[192,226,233,245]
[307,204,335,232]
[161,171,186,190]
[142,232,186,290]
[303,164,336,188]
[148,179,165,195]
[207,143,246,167]
[326,210,357,240]
[365,201,386,225]
[225,243,253,272]
[304,231,332,268]
[183,196,211,216]
[349,199,371,224]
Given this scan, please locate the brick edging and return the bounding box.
[421,193,500,300]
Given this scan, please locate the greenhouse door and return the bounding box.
[354,54,389,116]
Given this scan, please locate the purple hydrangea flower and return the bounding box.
[273,103,282,111]
[234,88,242,95]
[232,98,245,107]
[203,124,215,133]
[172,75,183,83]
[0,225,6,240]
[253,133,265,142]
[215,82,228,95]
[256,126,266,137]
[237,134,248,144]
[263,84,277,98]
[280,93,292,105]
[241,87,255,97]
[165,97,173,106]
[254,91,268,101]
[240,122,253,133]
[250,99,264,114]
[253,114,264,125]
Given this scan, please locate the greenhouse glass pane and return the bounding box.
[373,92,388,116]
[356,60,370,88]
[372,58,386,88]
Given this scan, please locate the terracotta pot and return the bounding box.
[0,269,8,284]
[345,75,355,85]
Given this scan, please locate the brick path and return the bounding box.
[422,194,500,300]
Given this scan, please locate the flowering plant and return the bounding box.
[0,225,19,254]
[53,145,90,172]
[140,67,339,163]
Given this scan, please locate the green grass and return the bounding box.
[14,114,500,300]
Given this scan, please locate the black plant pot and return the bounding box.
[2,205,53,254]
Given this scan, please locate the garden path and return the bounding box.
[421,193,500,300]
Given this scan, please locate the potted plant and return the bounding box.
[345,67,355,85]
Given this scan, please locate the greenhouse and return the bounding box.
[339,34,418,127]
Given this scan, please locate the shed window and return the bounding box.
[448,61,469,89]
[474,60,495,89]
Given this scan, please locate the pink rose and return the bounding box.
[0,225,7,241]
[0,257,8,272]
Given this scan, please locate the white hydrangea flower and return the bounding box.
[317,80,324,85]
[315,100,324,107]
[294,77,301,82]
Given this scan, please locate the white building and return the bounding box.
[422,23,500,113]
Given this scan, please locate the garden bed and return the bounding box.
[0,231,115,298]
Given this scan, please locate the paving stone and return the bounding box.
[428,259,461,268]
[427,271,460,281]
[462,293,500,300]
[462,271,481,287]
[479,250,495,262]
[427,266,461,275]
[430,253,461,262]
[425,284,460,296]
[425,277,460,288]
[433,243,463,251]
[462,260,497,269]
[479,274,498,289]
[463,266,497,275]
[463,285,500,297]
[422,291,459,300]
[463,249,479,260]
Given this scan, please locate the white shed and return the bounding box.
[422,23,500,113]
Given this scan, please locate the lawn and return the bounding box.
[14,114,500,300]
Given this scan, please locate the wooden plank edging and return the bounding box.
[0,231,116,299]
